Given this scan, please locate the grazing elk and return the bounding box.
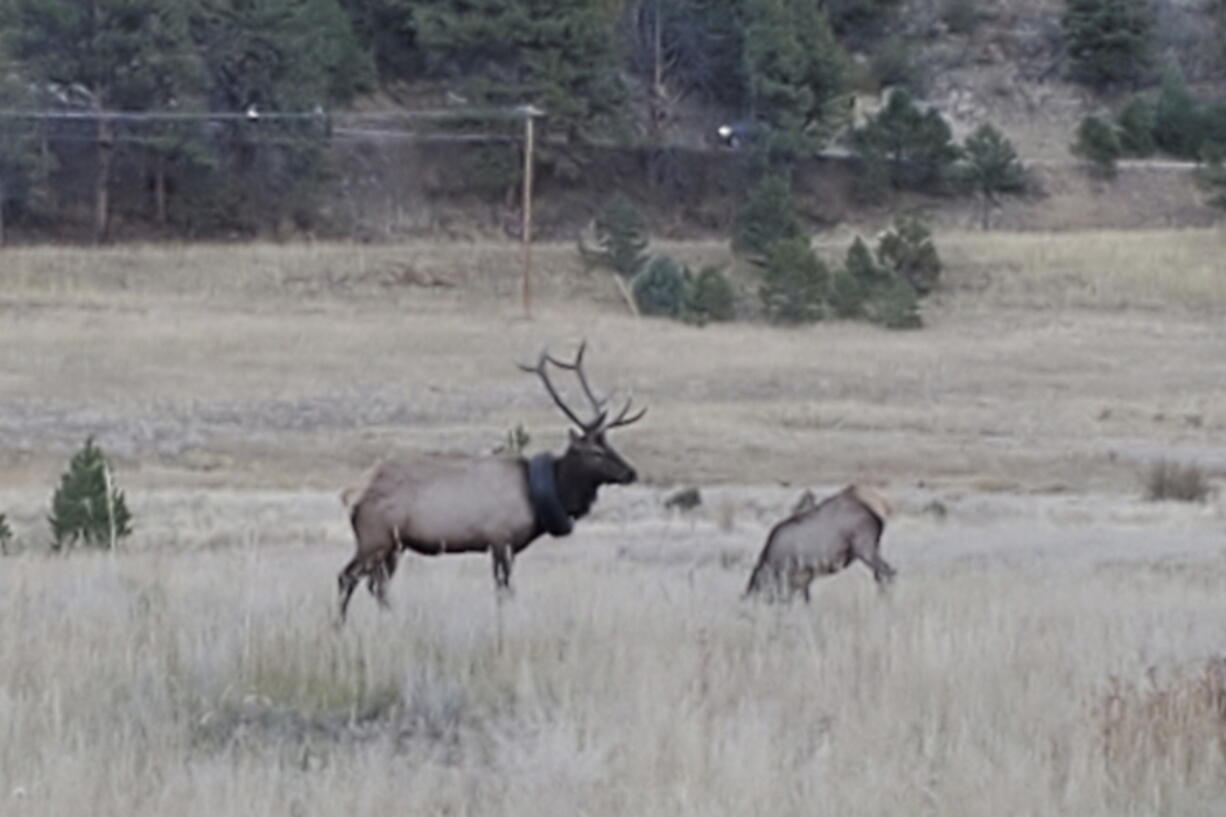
[336,342,646,622]
[744,485,896,603]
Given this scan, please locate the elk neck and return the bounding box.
[553,451,602,520]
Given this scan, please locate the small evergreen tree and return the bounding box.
[1152,63,1204,159]
[1061,0,1154,90]
[632,255,689,316]
[1116,96,1156,156]
[759,237,829,324]
[1072,115,1122,177]
[1202,102,1226,157]
[684,266,737,324]
[876,216,941,295]
[580,194,651,278]
[865,275,922,329]
[49,437,132,551]
[732,173,803,260]
[830,236,879,317]
[954,123,1026,228]
[833,233,927,328]
[852,89,961,192]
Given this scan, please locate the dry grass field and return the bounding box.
[3,229,1226,815]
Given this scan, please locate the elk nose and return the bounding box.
[623,467,639,484]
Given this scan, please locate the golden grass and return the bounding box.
[3,521,1226,816]
[3,231,1226,814]
[3,228,1222,311]
[928,229,1226,312]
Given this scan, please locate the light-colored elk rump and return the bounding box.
[336,342,646,622]
[744,485,896,602]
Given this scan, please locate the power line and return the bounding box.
[0,105,544,123]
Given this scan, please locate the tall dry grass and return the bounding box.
[2,228,1223,311]
[3,533,1226,817]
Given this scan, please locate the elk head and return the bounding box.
[519,342,646,502]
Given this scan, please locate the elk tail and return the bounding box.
[851,484,892,526]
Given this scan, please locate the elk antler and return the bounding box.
[517,344,605,434]
[542,341,607,421]
[603,394,648,432]
[519,341,647,435]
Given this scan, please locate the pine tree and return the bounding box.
[6,0,200,242]
[625,0,747,109]
[1116,96,1156,156]
[192,0,374,111]
[1062,0,1154,90]
[1072,115,1122,177]
[955,123,1026,229]
[0,69,50,245]
[876,216,941,295]
[188,0,372,231]
[760,237,829,324]
[412,0,625,143]
[49,437,133,551]
[1152,63,1204,159]
[741,0,848,159]
[852,89,961,192]
[683,266,737,323]
[830,236,882,318]
[336,0,422,80]
[580,195,651,278]
[865,275,922,329]
[732,173,802,260]
[632,255,688,316]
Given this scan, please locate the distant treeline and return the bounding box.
[0,0,905,240]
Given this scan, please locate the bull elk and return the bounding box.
[744,485,896,603]
[336,342,646,622]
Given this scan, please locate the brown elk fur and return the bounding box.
[335,343,645,623]
[745,484,896,603]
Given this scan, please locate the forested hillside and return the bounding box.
[1,0,1225,241]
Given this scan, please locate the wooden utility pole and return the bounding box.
[520,106,542,318]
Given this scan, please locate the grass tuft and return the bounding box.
[1144,459,1212,503]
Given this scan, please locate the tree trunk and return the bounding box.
[154,152,168,225]
[94,114,114,244]
[980,189,998,231]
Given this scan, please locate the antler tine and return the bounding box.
[543,339,608,420]
[602,395,648,431]
[517,350,593,431]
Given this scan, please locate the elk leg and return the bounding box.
[870,556,897,586]
[858,550,896,586]
[490,543,515,595]
[367,549,398,608]
[852,531,896,587]
[337,558,363,623]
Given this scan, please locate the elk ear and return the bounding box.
[568,428,580,443]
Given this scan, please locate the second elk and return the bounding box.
[744,485,896,603]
